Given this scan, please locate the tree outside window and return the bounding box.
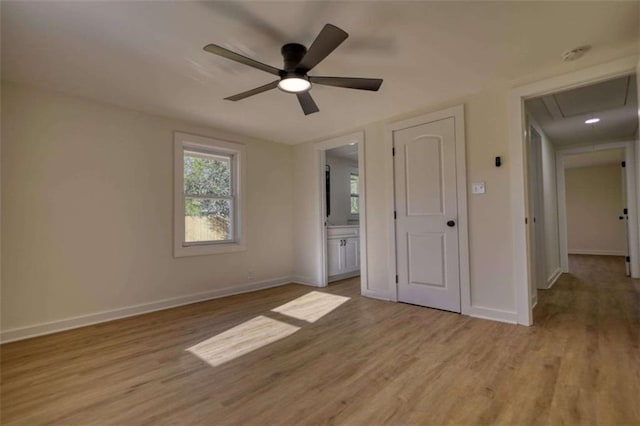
[183,150,234,242]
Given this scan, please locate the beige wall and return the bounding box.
[292,143,321,286]
[1,82,294,334]
[636,54,640,252]
[565,164,626,255]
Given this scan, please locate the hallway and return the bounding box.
[533,255,640,424]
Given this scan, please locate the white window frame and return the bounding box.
[174,132,246,257]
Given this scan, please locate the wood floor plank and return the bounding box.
[1,255,639,425]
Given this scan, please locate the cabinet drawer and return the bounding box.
[327,226,359,238]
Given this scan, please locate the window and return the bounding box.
[174,132,245,257]
[350,173,359,214]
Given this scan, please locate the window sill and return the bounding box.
[174,241,246,258]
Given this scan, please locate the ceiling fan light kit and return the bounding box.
[203,24,383,115]
[278,77,311,93]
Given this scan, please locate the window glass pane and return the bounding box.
[184,151,231,197]
[350,196,359,214]
[185,198,232,242]
[350,174,359,195]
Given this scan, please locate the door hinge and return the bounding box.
[395,275,398,283]
[394,211,397,220]
[392,147,396,156]
[525,217,528,225]
[626,256,631,263]
[621,161,626,168]
[624,208,628,215]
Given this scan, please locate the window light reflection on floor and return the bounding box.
[186,291,350,367]
[271,291,350,323]
[187,315,299,367]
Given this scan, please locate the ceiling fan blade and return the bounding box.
[225,80,280,101]
[296,24,348,72]
[296,92,320,115]
[309,76,383,91]
[204,44,282,76]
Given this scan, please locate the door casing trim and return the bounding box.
[384,105,471,315]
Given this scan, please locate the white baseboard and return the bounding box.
[328,271,360,283]
[0,276,292,344]
[465,306,518,324]
[545,268,563,290]
[568,249,626,256]
[290,275,321,287]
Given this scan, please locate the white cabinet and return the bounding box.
[327,238,344,276]
[327,226,360,281]
[344,237,359,271]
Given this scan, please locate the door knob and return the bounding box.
[447,220,456,227]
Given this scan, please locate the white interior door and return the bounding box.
[394,117,461,312]
[528,127,545,293]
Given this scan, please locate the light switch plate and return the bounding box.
[472,182,486,194]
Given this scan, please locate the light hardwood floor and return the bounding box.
[1,255,639,425]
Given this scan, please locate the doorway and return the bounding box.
[316,132,368,292]
[325,144,361,283]
[557,146,632,276]
[511,61,640,325]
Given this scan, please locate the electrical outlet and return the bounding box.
[247,271,254,282]
[471,182,486,194]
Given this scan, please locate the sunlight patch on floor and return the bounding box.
[186,315,300,367]
[271,291,350,323]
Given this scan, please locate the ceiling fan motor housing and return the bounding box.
[281,43,308,72]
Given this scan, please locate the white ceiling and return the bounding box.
[563,149,625,169]
[526,75,638,146]
[2,1,639,145]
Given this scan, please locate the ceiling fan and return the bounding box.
[203,24,383,115]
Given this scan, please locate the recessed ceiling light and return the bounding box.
[585,118,600,124]
[349,142,356,146]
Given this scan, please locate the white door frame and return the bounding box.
[384,105,471,313]
[508,55,638,326]
[555,141,638,273]
[315,131,368,293]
